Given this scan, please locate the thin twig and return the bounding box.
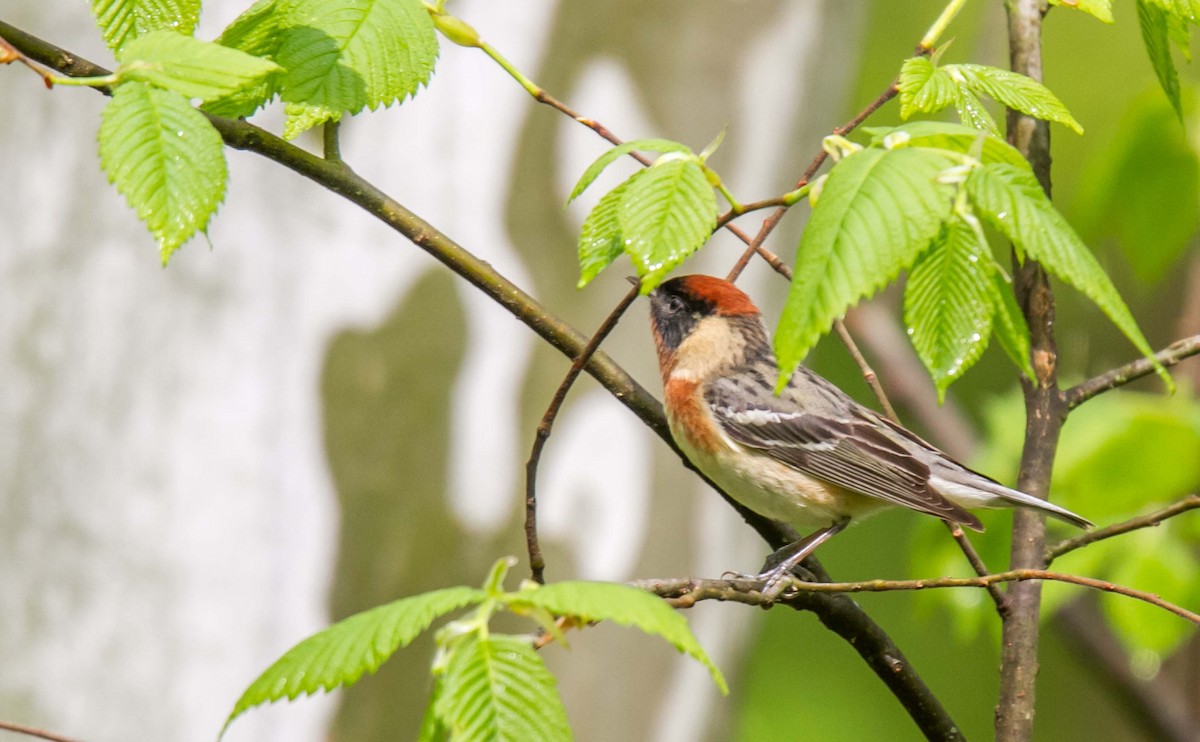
[1045,494,1200,565]
[323,119,342,163]
[525,284,640,583]
[1065,334,1200,410]
[635,569,1200,625]
[0,33,54,87]
[0,720,82,742]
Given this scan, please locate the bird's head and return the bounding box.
[648,275,764,382]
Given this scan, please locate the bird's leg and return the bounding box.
[757,521,847,601]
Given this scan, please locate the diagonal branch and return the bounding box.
[1065,334,1200,410]
[1045,494,1200,565]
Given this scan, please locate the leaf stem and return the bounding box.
[921,0,971,51]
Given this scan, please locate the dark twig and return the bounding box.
[0,720,82,742]
[1065,334,1200,410]
[1045,495,1200,565]
[0,33,54,87]
[635,569,1200,625]
[525,284,640,583]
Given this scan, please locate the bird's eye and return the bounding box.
[664,295,686,314]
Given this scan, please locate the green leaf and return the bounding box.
[897,57,957,120]
[568,139,692,203]
[989,270,1035,380]
[418,676,448,742]
[435,634,572,742]
[205,0,286,118]
[1143,0,1200,23]
[865,121,1028,167]
[116,31,282,102]
[92,0,201,53]
[1073,90,1200,283]
[274,0,439,137]
[953,87,1001,137]
[223,586,485,732]
[966,163,1172,389]
[98,83,226,264]
[576,175,637,288]
[509,581,728,694]
[1047,0,1114,23]
[775,147,958,380]
[945,64,1083,134]
[617,156,718,293]
[1139,0,1185,120]
[904,215,997,401]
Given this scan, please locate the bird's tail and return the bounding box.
[931,473,1093,529]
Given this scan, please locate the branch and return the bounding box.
[525,284,640,583]
[0,720,81,742]
[1045,495,1200,565]
[635,569,1200,625]
[1065,334,1200,410]
[0,22,967,741]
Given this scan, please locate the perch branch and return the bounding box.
[1065,334,1200,409]
[1045,495,1200,565]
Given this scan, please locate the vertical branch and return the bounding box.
[998,1,1064,739]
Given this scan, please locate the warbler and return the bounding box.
[648,274,1090,598]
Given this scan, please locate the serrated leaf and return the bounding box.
[617,157,717,293]
[904,215,997,401]
[966,163,1171,389]
[775,147,958,380]
[98,83,226,263]
[509,581,727,694]
[1139,0,1185,120]
[865,121,1028,167]
[275,0,438,136]
[1047,0,1114,23]
[953,87,1001,137]
[435,634,571,742]
[946,64,1083,134]
[418,676,448,742]
[204,0,286,118]
[1143,0,1200,23]
[116,31,281,102]
[577,175,637,288]
[91,0,201,53]
[990,270,1035,379]
[283,101,341,140]
[568,139,692,203]
[223,586,484,732]
[897,57,958,119]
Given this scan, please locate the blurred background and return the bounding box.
[1,1,1198,740]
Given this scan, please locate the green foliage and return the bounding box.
[433,634,571,741]
[224,558,724,738]
[1074,90,1200,283]
[116,30,281,101]
[91,0,201,52]
[509,581,728,693]
[1048,0,1115,23]
[775,136,958,388]
[97,82,226,263]
[903,215,1002,401]
[205,0,286,117]
[966,163,1170,388]
[274,0,439,138]
[571,142,719,292]
[916,391,1200,657]
[898,57,1082,135]
[1137,0,1199,119]
[224,586,485,731]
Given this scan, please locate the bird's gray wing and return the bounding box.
[706,369,982,529]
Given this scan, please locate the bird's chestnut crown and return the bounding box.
[649,275,759,353]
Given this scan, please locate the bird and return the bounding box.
[647,273,1091,600]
